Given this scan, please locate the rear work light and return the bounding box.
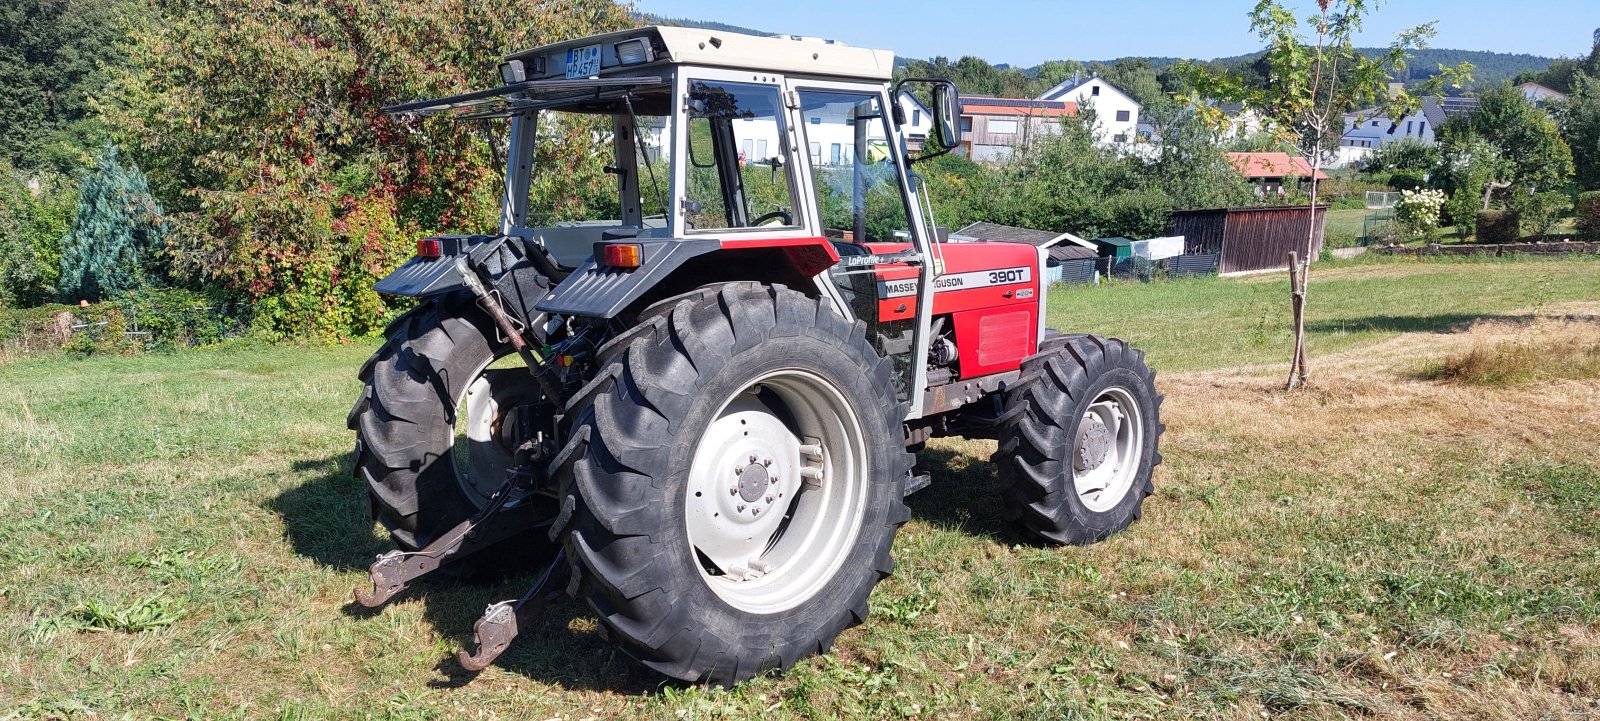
[600,243,643,269]
[614,38,654,66]
[417,238,443,258]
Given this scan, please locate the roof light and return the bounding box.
[614,38,653,66]
[600,243,642,269]
[499,59,526,85]
[417,238,442,259]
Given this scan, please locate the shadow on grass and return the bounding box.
[1305,312,1525,336]
[269,455,678,694]
[270,443,1048,692]
[908,446,1028,545]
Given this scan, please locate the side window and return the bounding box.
[795,90,911,244]
[684,81,796,231]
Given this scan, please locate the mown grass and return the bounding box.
[1047,253,1600,372]
[3,254,1600,719]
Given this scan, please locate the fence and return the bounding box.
[1104,252,1220,282]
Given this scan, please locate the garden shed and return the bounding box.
[1169,205,1328,275]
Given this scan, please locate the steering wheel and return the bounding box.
[750,209,792,227]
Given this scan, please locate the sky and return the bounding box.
[635,1,1600,67]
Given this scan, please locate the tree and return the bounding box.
[103,0,630,337]
[1559,72,1600,190]
[0,0,134,172]
[57,144,168,302]
[0,165,77,306]
[1444,84,1573,202]
[1181,0,1468,390]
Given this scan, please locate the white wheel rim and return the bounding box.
[1072,386,1144,513]
[684,369,868,614]
[455,356,538,508]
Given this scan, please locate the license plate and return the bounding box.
[565,44,601,79]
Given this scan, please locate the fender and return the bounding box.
[373,235,552,341]
[535,237,840,320]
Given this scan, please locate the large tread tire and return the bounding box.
[348,295,552,558]
[994,334,1164,545]
[555,282,914,685]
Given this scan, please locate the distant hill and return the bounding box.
[1203,48,1554,88]
[635,15,1554,90]
[634,14,771,38]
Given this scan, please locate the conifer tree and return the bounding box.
[58,144,168,302]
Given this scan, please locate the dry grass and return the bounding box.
[1423,318,1600,387]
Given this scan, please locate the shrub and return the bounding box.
[1515,191,1569,237]
[1476,209,1519,244]
[1577,191,1600,239]
[1394,188,1446,242]
[57,144,168,303]
[1388,171,1428,191]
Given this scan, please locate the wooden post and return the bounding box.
[1286,251,1307,390]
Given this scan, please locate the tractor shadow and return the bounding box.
[270,455,671,694]
[907,445,1027,545]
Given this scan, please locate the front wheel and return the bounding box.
[994,334,1164,545]
[556,283,913,685]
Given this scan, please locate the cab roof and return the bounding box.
[507,26,896,82]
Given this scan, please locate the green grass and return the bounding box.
[3,255,1600,719]
[1047,253,1600,371]
[1322,208,1368,248]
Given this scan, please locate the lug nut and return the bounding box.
[765,495,774,503]
[749,454,758,463]
[736,503,746,512]
[762,457,772,466]
[730,486,739,496]
[751,507,761,516]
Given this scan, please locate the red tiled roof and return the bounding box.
[961,96,1078,118]
[1225,152,1329,181]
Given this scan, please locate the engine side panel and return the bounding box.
[863,240,1042,377]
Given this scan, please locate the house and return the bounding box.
[1225,152,1329,194]
[1517,81,1567,109]
[1340,95,1480,152]
[956,96,1077,162]
[1038,73,1142,146]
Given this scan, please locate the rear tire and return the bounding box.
[555,282,913,685]
[994,334,1163,545]
[348,296,557,564]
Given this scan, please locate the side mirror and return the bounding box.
[932,82,960,149]
[894,77,962,164]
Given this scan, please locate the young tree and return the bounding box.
[57,144,168,302]
[1182,0,1468,390]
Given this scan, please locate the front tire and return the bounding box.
[556,283,913,685]
[994,334,1163,545]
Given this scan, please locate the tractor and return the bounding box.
[349,25,1163,685]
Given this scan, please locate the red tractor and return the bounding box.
[350,25,1162,685]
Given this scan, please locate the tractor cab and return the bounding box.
[381,25,964,413]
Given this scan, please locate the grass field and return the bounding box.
[3,254,1600,719]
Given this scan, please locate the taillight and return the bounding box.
[600,243,642,269]
[417,238,442,258]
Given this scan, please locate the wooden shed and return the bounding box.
[1169,205,1328,275]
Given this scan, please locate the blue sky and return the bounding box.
[636,1,1600,66]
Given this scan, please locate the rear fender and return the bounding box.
[535,237,840,320]
[373,235,552,343]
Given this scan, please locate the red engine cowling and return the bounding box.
[864,240,1044,379]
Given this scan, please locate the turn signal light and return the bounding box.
[417,238,442,258]
[601,243,642,269]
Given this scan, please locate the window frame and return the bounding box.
[672,69,809,237]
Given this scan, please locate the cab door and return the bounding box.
[784,80,935,414]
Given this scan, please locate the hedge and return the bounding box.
[1578,191,1600,239]
[1476,210,1519,244]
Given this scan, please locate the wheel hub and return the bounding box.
[1075,414,1112,472]
[737,460,771,503]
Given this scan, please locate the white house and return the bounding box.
[1517,81,1567,109]
[1339,96,1479,159]
[1037,74,1141,146]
